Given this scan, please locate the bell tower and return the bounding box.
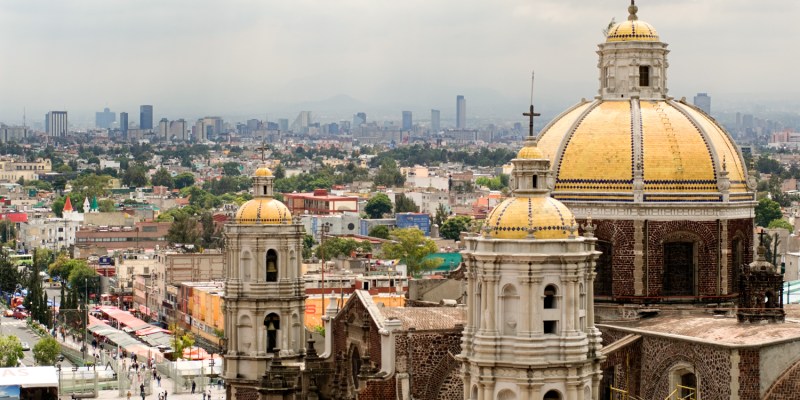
[223,165,307,400]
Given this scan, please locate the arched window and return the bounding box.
[266,249,278,282]
[264,313,280,353]
[350,347,361,389]
[766,291,777,308]
[544,285,558,309]
[663,237,698,296]
[732,236,744,292]
[543,389,562,400]
[679,372,697,399]
[497,389,517,400]
[501,284,519,336]
[471,385,478,400]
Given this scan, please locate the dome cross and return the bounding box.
[523,71,540,138]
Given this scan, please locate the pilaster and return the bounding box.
[633,219,645,295]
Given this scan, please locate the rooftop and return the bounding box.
[380,306,466,331]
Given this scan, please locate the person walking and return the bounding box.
[140,383,146,400]
[202,392,206,400]
[191,380,196,394]
[157,375,161,387]
[127,391,131,400]
[163,391,168,400]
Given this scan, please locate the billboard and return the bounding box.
[396,213,430,236]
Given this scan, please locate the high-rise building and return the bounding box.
[456,95,466,129]
[693,92,711,115]
[402,111,413,130]
[45,111,68,137]
[120,112,129,135]
[278,119,289,132]
[291,111,312,132]
[159,118,169,140]
[139,105,153,130]
[95,107,116,129]
[431,109,441,133]
[353,112,366,127]
[170,119,188,141]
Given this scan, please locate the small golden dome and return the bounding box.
[254,167,273,177]
[606,19,659,42]
[517,144,546,160]
[485,196,574,239]
[235,198,292,224]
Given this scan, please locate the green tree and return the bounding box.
[221,162,241,176]
[314,237,373,259]
[0,335,24,367]
[755,197,782,227]
[0,220,16,244]
[49,256,87,282]
[33,337,61,366]
[381,228,440,276]
[174,172,196,189]
[70,173,113,199]
[368,225,390,239]
[274,164,286,179]
[433,203,449,227]
[68,264,98,304]
[440,216,473,240]
[768,219,793,231]
[302,234,315,260]
[166,212,201,248]
[122,163,149,187]
[0,252,21,295]
[98,199,116,212]
[365,193,393,219]
[374,159,405,187]
[394,194,419,213]
[151,168,174,188]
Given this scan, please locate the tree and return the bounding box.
[0,252,21,294]
[374,159,405,187]
[394,194,419,213]
[98,199,116,212]
[368,225,390,239]
[274,164,286,179]
[365,193,393,219]
[381,228,440,276]
[174,172,196,189]
[768,219,793,231]
[302,234,315,260]
[221,162,241,176]
[440,216,473,241]
[755,197,782,227]
[433,203,449,227]
[70,173,113,199]
[0,220,16,244]
[151,168,174,189]
[314,237,372,259]
[122,163,149,187]
[49,255,87,282]
[33,337,61,366]
[68,264,98,304]
[0,335,24,367]
[167,212,201,248]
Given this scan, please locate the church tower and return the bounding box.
[460,120,604,399]
[223,166,307,400]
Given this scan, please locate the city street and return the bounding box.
[0,316,41,366]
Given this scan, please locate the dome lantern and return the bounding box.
[233,164,292,225]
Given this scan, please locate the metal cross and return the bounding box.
[523,105,540,137]
[759,229,766,247]
[255,140,268,161]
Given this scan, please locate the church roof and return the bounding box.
[380,307,466,331]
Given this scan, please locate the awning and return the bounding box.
[135,326,171,336]
[0,367,58,388]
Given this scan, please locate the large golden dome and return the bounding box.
[485,196,574,240]
[536,99,750,202]
[254,166,273,177]
[606,19,659,42]
[235,198,292,224]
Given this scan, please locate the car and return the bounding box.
[3,309,12,317]
[12,310,28,319]
[21,342,30,351]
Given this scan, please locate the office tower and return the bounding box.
[278,119,289,131]
[402,111,413,130]
[456,95,466,129]
[139,105,153,130]
[45,111,68,137]
[95,107,116,129]
[170,119,188,141]
[431,109,441,133]
[159,118,169,140]
[291,111,312,132]
[193,117,223,141]
[693,93,711,115]
[353,112,367,127]
[120,112,129,135]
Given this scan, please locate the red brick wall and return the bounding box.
[584,219,635,297]
[738,349,761,400]
[647,220,719,297]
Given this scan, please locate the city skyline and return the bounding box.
[1,0,799,125]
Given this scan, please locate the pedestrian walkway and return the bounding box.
[60,370,226,400]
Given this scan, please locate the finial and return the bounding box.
[581,214,597,238]
[628,0,638,21]
[523,71,541,139]
[568,218,579,239]
[526,227,537,239]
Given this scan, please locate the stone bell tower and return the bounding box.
[460,104,604,400]
[223,165,307,400]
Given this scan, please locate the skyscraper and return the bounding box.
[159,118,169,140]
[139,105,153,130]
[402,111,413,130]
[456,95,466,129]
[353,112,366,127]
[120,112,129,136]
[693,92,711,115]
[95,107,116,129]
[431,109,441,133]
[45,111,68,137]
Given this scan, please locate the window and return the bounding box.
[544,285,557,309]
[266,249,278,282]
[543,390,562,400]
[544,320,557,334]
[639,66,650,87]
[264,313,280,353]
[532,175,538,189]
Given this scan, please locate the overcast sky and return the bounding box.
[1,0,798,126]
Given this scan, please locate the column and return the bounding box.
[531,278,543,334]
[720,220,729,295]
[633,219,645,295]
[466,269,474,331]
[486,275,497,334]
[520,276,532,337]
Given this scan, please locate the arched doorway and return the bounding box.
[264,313,280,353]
[266,249,278,282]
[543,389,562,400]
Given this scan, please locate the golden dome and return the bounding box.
[235,198,292,224]
[606,19,659,42]
[485,196,574,239]
[254,166,273,177]
[517,144,546,160]
[536,99,750,202]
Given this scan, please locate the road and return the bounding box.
[0,316,40,366]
